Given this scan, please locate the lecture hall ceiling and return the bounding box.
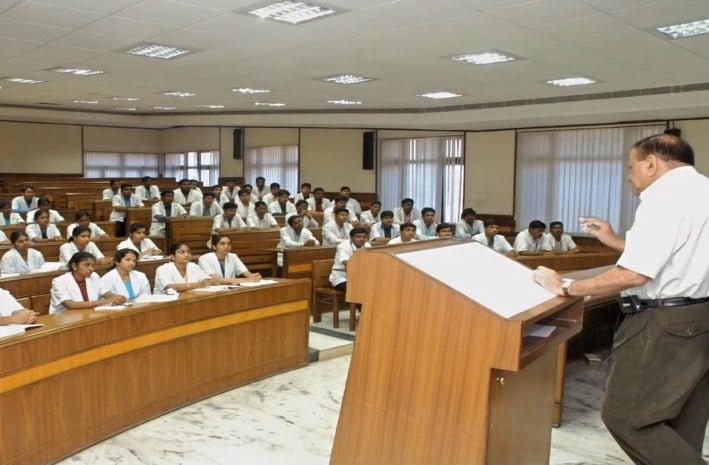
[0,0,707,129]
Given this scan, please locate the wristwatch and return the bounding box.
[561,279,574,297]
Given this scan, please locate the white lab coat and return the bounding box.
[59,241,105,265]
[0,248,45,273]
[150,201,187,236]
[198,252,249,279]
[110,194,144,222]
[26,209,65,224]
[25,223,61,241]
[50,272,103,313]
[153,262,210,294]
[99,268,151,300]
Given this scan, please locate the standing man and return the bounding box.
[534,134,709,465]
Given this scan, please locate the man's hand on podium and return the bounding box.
[533,266,563,296]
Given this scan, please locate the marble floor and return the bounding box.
[58,337,709,465]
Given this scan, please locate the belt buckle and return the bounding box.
[619,295,645,314]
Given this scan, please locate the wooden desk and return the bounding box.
[223,229,282,274]
[277,246,338,279]
[165,217,214,255]
[125,207,154,232]
[0,279,310,465]
[515,252,620,271]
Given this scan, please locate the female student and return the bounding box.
[25,210,62,243]
[0,289,38,324]
[116,223,162,258]
[153,242,212,294]
[49,251,124,313]
[198,235,261,284]
[0,231,45,273]
[0,200,25,225]
[99,249,151,301]
[26,198,65,224]
[59,226,111,266]
[66,210,108,239]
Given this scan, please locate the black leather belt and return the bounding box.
[619,296,709,314]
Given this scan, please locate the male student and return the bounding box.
[221,178,240,204]
[513,220,552,254]
[110,184,144,236]
[150,190,187,236]
[235,188,255,221]
[436,223,454,238]
[135,176,160,200]
[212,202,246,233]
[268,189,297,216]
[277,215,320,266]
[322,207,354,246]
[102,179,121,200]
[545,221,579,253]
[11,185,39,213]
[189,191,223,217]
[261,182,281,206]
[247,201,278,229]
[308,187,331,212]
[393,198,421,224]
[472,218,515,255]
[455,208,484,239]
[340,186,362,216]
[329,227,371,292]
[294,182,312,203]
[323,196,357,224]
[413,208,438,240]
[173,178,202,209]
[369,210,400,245]
[252,177,268,200]
[359,201,382,226]
[287,200,319,229]
[388,222,417,244]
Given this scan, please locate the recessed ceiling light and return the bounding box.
[417,91,462,99]
[451,50,518,65]
[196,104,225,109]
[657,18,709,39]
[115,107,137,111]
[153,106,176,110]
[124,43,191,60]
[3,77,45,84]
[320,74,374,85]
[546,77,596,87]
[233,87,270,94]
[247,1,337,25]
[163,91,196,97]
[254,102,286,107]
[327,99,362,105]
[112,96,141,101]
[73,100,99,104]
[49,67,105,76]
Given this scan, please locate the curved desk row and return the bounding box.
[0,279,310,465]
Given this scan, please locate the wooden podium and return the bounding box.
[330,240,583,465]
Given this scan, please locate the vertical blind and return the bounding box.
[244,145,299,195]
[164,151,220,186]
[84,152,159,178]
[378,136,464,222]
[515,124,665,234]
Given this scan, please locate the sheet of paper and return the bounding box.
[239,279,278,287]
[523,324,557,338]
[10,323,43,329]
[134,294,179,303]
[191,285,231,293]
[94,304,130,311]
[139,255,165,261]
[396,242,556,318]
[0,325,26,338]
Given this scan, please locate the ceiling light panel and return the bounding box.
[657,18,709,39]
[247,1,337,25]
[3,77,45,84]
[254,102,286,107]
[153,106,176,110]
[418,91,462,99]
[327,99,362,105]
[124,44,191,59]
[50,67,105,76]
[546,77,595,87]
[115,107,137,111]
[112,97,141,101]
[196,105,225,109]
[233,88,270,94]
[320,74,374,85]
[451,50,518,65]
[163,91,197,97]
[73,100,99,104]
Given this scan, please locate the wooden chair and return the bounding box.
[30,294,51,315]
[311,259,357,331]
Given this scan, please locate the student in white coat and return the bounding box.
[66,211,109,239]
[59,226,111,266]
[308,187,331,212]
[276,215,320,266]
[150,191,188,237]
[116,223,162,258]
[322,208,353,246]
[472,218,515,256]
[268,189,297,216]
[545,221,579,253]
[153,242,212,294]
[329,227,371,292]
[0,229,7,244]
[11,185,39,213]
[173,179,203,208]
[26,210,62,243]
[26,198,65,224]
[0,200,25,225]
[99,249,151,301]
[455,208,485,239]
[513,220,552,254]
[261,182,281,206]
[252,177,268,200]
[323,197,357,225]
[0,231,45,273]
[369,210,400,245]
[413,208,439,241]
[212,202,246,233]
[359,201,382,226]
[234,189,255,222]
[287,201,319,230]
[220,179,240,205]
[198,235,261,284]
[247,201,278,229]
[49,251,124,313]
[293,182,312,203]
[388,223,418,245]
[0,288,38,324]
[189,191,223,217]
[393,198,421,224]
[339,186,362,217]
[110,184,144,237]
[101,179,121,200]
[134,176,160,201]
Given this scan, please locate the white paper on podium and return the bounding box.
[396,242,556,318]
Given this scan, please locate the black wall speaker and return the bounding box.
[664,128,682,138]
[362,131,375,170]
[233,128,244,160]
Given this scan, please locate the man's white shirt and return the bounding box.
[513,229,551,252]
[545,233,577,252]
[472,233,513,253]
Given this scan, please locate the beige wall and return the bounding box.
[161,126,219,152]
[244,127,299,148]
[675,120,709,175]
[464,131,516,215]
[300,128,374,192]
[0,121,82,173]
[83,126,161,153]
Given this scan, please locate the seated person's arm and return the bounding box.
[0,308,39,324]
[62,291,125,310]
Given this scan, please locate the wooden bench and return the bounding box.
[311,258,357,330]
[220,229,281,275]
[165,216,214,255]
[0,236,165,263]
[278,246,338,279]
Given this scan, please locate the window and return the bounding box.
[84,152,159,178]
[244,145,299,194]
[164,151,220,186]
[378,136,464,222]
[515,124,665,234]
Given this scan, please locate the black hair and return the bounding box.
[113,248,139,268]
[68,251,95,271]
[109,179,120,184]
[120,184,133,191]
[238,189,251,197]
[633,134,694,165]
[22,185,36,193]
[223,202,237,210]
[270,182,281,189]
[277,189,290,197]
[69,225,91,242]
[169,241,189,256]
[483,218,498,228]
[334,196,348,204]
[0,200,10,209]
[421,207,435,216]
[380,210,394,219]
[370,200,382,207]
[129,222,147,234]
[10,230,28,243]
[549,221,563,229]
[400,222,416,231]
[75,210,91,221]
[202,191,216,199]
[350,227,368,237]
[333,207,349,215]
[34,209,48,221]
[295,200,308,208]
[436,223,453,233]
[340,186,351,192]
[160,190,173,198]
[401,198,414,205]
[301,182,311,188]
[142,176,152,182]
[461,208,477,218]
[254,201,267,208]
[210,234,231,250]
[313,187,325,193]
[529,220,546,230]
[37,197,50,207]
[179,178,190,185]
[256,176,265,182]
[287,215,300,227]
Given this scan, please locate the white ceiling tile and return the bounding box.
[25,0,143,14]
[51,31,138,52]
[0,18,71,41]
[2,1,105,29]
[116,0,224,27]
[82,15,178,39]
[0,37,41,59]
[611,0,709,28]
[487,0,598,25]
[579,0,673,13]
[188,12,283,37]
